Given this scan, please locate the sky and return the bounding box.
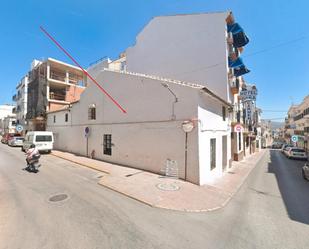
[0,0,308,121]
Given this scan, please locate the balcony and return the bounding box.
[294,130,305,136]
[50,70,66,82]
[227,23,249,48]
[49,92,66,102]
[12,94,17,101]
[229,76,240,94]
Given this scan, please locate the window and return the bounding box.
[88,105,96,120]
[35,135,52,142]
[210,138,216,170]
[222,106,226,121]
[238,132,242,151]
[53,115,56,123]
[65,113,68,122]
[103,134,112,155]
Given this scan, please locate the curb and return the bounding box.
[51,149,267,213]
[215,149,267,210]
[51,152,110,175]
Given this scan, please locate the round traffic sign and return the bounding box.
[291,135,298,143]
[84,127,90,137]
[16,125,23,132]
[234,124,243,133]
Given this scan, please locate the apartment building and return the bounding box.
[26,58,87,131]
[0,105,15,134]
[12,75,29,132]
[125,12,251,161]
[284,95,309,151]
[261,120,273,148]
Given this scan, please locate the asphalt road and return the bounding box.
[1,144,309,249]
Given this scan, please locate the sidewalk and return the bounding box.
[51,149,267,212]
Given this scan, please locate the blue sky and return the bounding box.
[0,0,308,121]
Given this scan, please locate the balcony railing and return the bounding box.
[229,76,240,94]
[50,71,66,82]
[49,92,66,101]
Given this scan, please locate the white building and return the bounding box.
[125,12,249,103]
[284,96,309,151]
[1,115,16,134]
[47,70,232,185]
[0,105,15,134]
[13,75,29,132]
[47,11,252,184]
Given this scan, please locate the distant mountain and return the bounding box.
[261,120,284,130]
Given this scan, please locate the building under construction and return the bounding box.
[26,58,86,131]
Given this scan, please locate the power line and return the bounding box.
[171,35,307,78]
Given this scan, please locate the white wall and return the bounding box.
[197,93,231,184]
[48,70,202,184]
[0,105,14,120]
[126,12,231,103]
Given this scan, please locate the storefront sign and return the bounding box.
[240,85,257,101]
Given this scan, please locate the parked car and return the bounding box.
[22,131,54,153]
[281,144,293,154]
[1,133,11,144]
[272,142,283,149]
[302,162,309,180]
[8,136,24,147]
[285,147,307,160]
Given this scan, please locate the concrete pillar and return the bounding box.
[46,63,50,80]
[66,71,69,83]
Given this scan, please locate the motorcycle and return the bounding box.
[25,154,41,173]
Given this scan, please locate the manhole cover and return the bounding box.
[49,194,68,202]
[156,183,180,191]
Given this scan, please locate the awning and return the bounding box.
[228,57,250,77]
[227,23,243,33]
[234,66,250,77]
[229,57,244,68]
[227,23,249,48]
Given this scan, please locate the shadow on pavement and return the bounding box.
[268,149,309,225]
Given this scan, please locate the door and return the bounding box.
[222,135,227,171]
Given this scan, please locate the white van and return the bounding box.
[23,131,54,153]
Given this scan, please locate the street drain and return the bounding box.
[156,183,180,191]
[49,194,68,202]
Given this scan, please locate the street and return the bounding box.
[1,144,309,249]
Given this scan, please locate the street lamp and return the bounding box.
[182,120,195,181]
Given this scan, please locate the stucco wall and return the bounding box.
[47,70,202,184]
[197,93,231,184]
[126,12,231,102]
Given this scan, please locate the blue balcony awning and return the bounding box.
[227,23,243,34]
[227,23,249,48]
[229,57,244,68]
[234,66,250,77]
[229,57,250,77]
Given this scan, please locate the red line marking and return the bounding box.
[40,26,127,114]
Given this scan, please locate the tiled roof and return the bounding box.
[103,68,204,89]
